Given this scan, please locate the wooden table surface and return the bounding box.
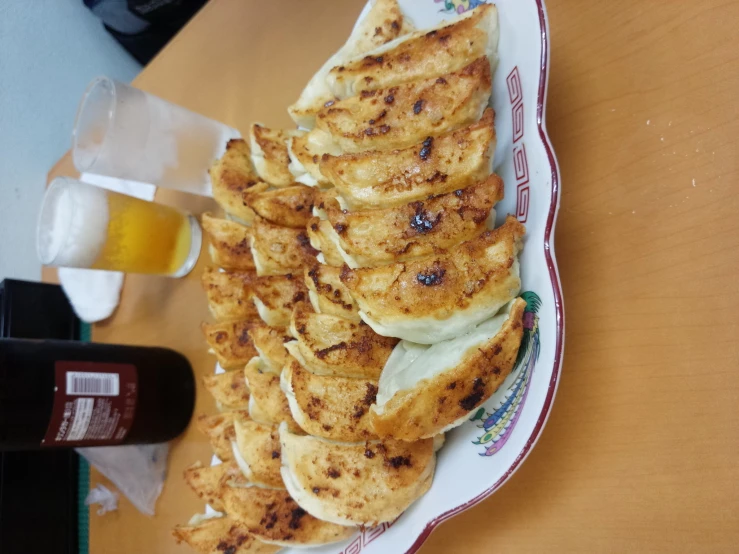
[46,0,739,551]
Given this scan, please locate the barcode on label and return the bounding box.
[66,372,120,396]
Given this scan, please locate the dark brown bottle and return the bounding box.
[0,338,195,450]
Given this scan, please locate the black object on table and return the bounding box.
[0,279,81,554]
[84,0,209,65]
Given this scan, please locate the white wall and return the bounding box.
[0,0,141,281]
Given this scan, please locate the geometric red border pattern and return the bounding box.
[513,143,530,184]
[508,66,530,223]
[506,65,523,105]
[334,521,395,554]
[512,101,525,143]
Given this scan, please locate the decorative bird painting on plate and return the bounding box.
[470,291,541,457]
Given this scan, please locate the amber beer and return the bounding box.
[37,178,201,276]
[90,191,194,274]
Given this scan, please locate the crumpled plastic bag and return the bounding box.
[77,443,169,516]
[85,484,119,515]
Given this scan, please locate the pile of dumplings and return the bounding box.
[173,2,528,552]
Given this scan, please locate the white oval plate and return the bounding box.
[213,1,564,551]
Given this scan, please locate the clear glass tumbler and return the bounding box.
[37,177,201,277]
[72,76,238,196]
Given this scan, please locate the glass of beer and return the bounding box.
[72,76,239,197]
[37,177,202,277]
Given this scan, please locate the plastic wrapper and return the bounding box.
[85,484,119,515]
[77,443,168,516]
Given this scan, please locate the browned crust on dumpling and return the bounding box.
[250,124,301,187]
[244,358,301,432]
[306,218,344,266]
[340,216,524,324]
[304,264,360,321]
[327,5,494,98]
[210,139,267,221]
[287,132,333,187]
[183,461,228,512]
[283,356,378,442]
[324,174,503,266]
[312,188,343,212]
[251,274,309,327]
[315,57,491,153]
[222,480,355,547]
[287,0,410,127]
[287,305,397,379]
[172,514,280,554]
[201,267,258,322]
[243,184,317,228]
[279,425,435,526]
[371,298,526,440]
[250,216,318,276]
[319,109,496,210]
[232,412,284,489]
[196,411,247,461]
[202,320,258,370]
[344,0,410,54]
[203,370,250,410]
[247,323,293,373]
[202,213,256,271]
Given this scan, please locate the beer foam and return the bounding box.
[38,180,109,268]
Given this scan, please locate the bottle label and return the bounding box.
[42,361,138,447]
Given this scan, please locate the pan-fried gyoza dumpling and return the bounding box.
[203,370,250,411]
[326,4,499,99]
[319,175,503,268]
[183,461,229,512]
[250,124,304,187]
[244,357,301,432]
[251,274,309,327]
[202,267,258,322]
[310,189,347,222]
[304,264,360,321]
[306,218,345,266]
[279,423,435,526]
[222,473,356,547]
[247,323,292,373]
[287,0,411,129]
[196,411,247,462]
[202,320,258,370]
[210,139,267,222]
[319,108,496,210]
[173,513,280,554]
[371,298,526,441]
[341,216,525,343]
[201,213,256,271]
[242,184,317,228]
[287,130,340,187]
[315,57,491,153]
[231,412,284,489]
[250,217,318,276]
[281,356,377,442]
[285,305,398,379]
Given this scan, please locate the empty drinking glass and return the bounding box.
[72,76,239,196]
